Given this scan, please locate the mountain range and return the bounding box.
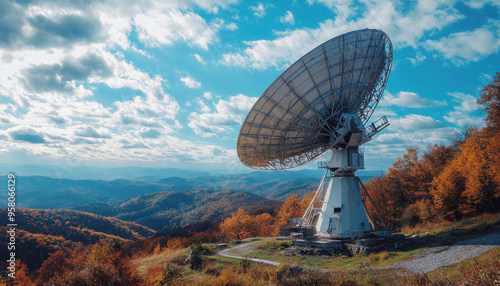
[0,168,380,210]
[72,189,281,231]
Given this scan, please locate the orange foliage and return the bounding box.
[432,131,499,220]
[35,241,142,285]
[272,194,307,236]
[300,191,316,214]
[251,213,275,237]
[220,208,253,240]
[478,70,500,130]
[167,237,184,250]
[365,144,456,227]
[365,105,500,226]
[220,208,276,240]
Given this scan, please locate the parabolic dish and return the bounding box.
[237,29,392,170]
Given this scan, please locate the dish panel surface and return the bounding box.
[237,29,392,169]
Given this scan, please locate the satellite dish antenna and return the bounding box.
[237,29,392,239]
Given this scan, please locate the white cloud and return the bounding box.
[222,1,464,69]
[425,21,500,64]
[0,0,248,167]
[280,11,295,25]
[203,92,213,100]
[465,0,500,9]
[371,107,397,119]
[250,3,266,18]
[443,92,484,127]
[380,91,447,108]
[7,126,48,144]
[307,0,355,20]
[188,94,257,137]
[74,125,111,138]
[373,133,407,144]
[181,76,202,89]
[443,111,484,127]
[225,22,238,31]
[134,10,221,50]
[447,92,479,112]
[195,98,211,112]
[112,94,180,129]
[389,114,444,131]
[183,0,239,13]
[406,51,427,65]
[367,126,457,169]
[193,53,206,64]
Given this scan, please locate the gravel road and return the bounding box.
[384,231,500,274]
[217,238,280,266]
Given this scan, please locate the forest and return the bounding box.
[364,73,500,228]
[2,71,499,285]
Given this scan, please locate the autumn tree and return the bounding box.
[12,261,33,286]
[486,130,500,198]
[272,194,303,236]
[432,133,500,220]
[299,191,316,214]
[478,70,500,198]
[220,208,276,240]
[365,72,500,225]
[220,208,252,240]
[35,241,142,285]
[431,162,466,220]
[385,147,426,226]
[478,70,500,130]
[364,176,396,228]
[249,213,275,237]
[166,237,184,250]
[449,125,478,150]
[365,145,456,227]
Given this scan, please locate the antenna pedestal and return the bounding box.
[300,147,374,239]
[315,170,372,238]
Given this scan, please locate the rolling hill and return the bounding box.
[0,176,170,209]
[0,208,155,271]
[73,189,281,231]
[0,172,320,210]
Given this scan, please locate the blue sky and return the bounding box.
[0,0,499,174]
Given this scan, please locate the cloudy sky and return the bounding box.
[0,0,499,174]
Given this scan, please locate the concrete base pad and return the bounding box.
[293,239,343,249]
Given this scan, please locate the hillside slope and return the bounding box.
[73,189,281,231]
[0,208,155,241]
[0,208,155,271]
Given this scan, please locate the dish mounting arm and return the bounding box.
[329,113,369,148]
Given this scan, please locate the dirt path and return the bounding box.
[382,231,500,274]
[217,238,280,266]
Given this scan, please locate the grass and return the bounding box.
[133,213,500,284]
[400,212,500,237]
[244,239,423,270]
[205,255,243,265]
[133,248,187,276]
[255,238,292,251]
[133,239,499,285]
